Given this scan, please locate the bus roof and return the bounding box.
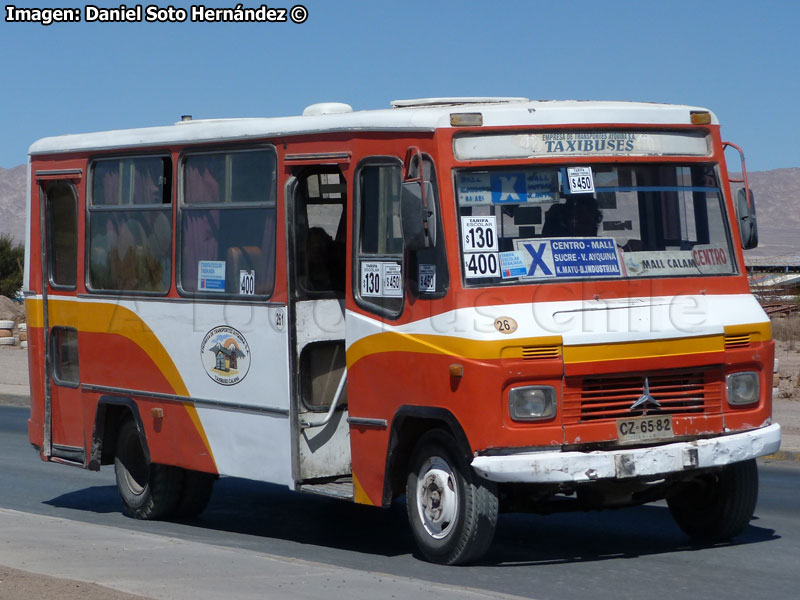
[28,99,718,157]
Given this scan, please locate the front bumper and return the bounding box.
[471,423,781,483]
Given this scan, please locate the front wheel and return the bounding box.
[667,459,759,542]
[406,430,498,565]
[114,419,182,520]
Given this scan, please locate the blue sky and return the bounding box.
[1,0,798,171]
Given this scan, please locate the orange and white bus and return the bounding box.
[25,98,780,564]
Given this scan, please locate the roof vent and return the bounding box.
[303,102,354,116]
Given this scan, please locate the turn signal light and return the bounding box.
[690,111,711,125]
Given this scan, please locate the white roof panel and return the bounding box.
[28,99,719,157]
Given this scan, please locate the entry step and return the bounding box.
[298,477,354,500]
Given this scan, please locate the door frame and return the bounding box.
[38,172,84,463]
[285,164,352,483]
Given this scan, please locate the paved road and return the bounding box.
[2,406,800,599]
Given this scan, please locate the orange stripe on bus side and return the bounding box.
[27,298,216,468]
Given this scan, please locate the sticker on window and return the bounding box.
[499,251,528,279]
[382,263,403,297]
[198,260,226,292]
[239,270,255,295]
[622,250,705,277]
[461,216,498,252]
[464,252,500,279]
[513,238,621,279]
[361,261,403,297]
[418,264,436,292]
[567,167,595,194]
[691,245,732,274]
[456,171,558,205]
[361,262,382,297]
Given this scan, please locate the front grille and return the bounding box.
[563,369,723,423]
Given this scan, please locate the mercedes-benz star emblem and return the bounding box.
[630,377,661,411]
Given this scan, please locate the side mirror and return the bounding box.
[736,187,758,249]
[401,181,436,251]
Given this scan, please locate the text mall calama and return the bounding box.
[4,4,291,25]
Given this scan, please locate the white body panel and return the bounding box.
[346,293,769,349]
[195,407,292,483]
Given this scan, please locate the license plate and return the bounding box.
[616,414,673,443]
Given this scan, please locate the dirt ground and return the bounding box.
[0,565,150,600]
[774,339,800,401]
[0,296,24,324]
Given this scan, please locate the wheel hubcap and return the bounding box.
[416,456,458,539]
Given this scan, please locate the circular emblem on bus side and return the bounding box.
[201,326,251,386]
[494,317,518,334]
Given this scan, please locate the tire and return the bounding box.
[0,320,15,330]
[174,469,217,518]
[667,459,758,542]
[406,429,498,565]
[114,419,183,520]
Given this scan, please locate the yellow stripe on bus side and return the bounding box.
[562,335,723,364]
[346,332,564,369]
[183,403,216,467]
[352,472,375,506]
[724,321,771,341]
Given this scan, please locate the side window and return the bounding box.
[355,160,404,317]
[407,155,449,297]
[45,182,78,289]
[295,171,346,297]
[179,148,277,297]
[300,341,347,411]
[51,327,79,386]
[87,156,172,293]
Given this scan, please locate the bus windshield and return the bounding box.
[455,163,736,284]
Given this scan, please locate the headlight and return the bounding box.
[509,386,556,421]
[726,372,760,406]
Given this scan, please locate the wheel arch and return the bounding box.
[381,406,472,507]
[90,396,148,470]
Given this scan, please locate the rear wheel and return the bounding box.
[406,430,498,565]
[114,419,182,520]
[667,459,759,542]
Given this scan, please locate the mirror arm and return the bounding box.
[723,141,752,208]
[403,145,433,242]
